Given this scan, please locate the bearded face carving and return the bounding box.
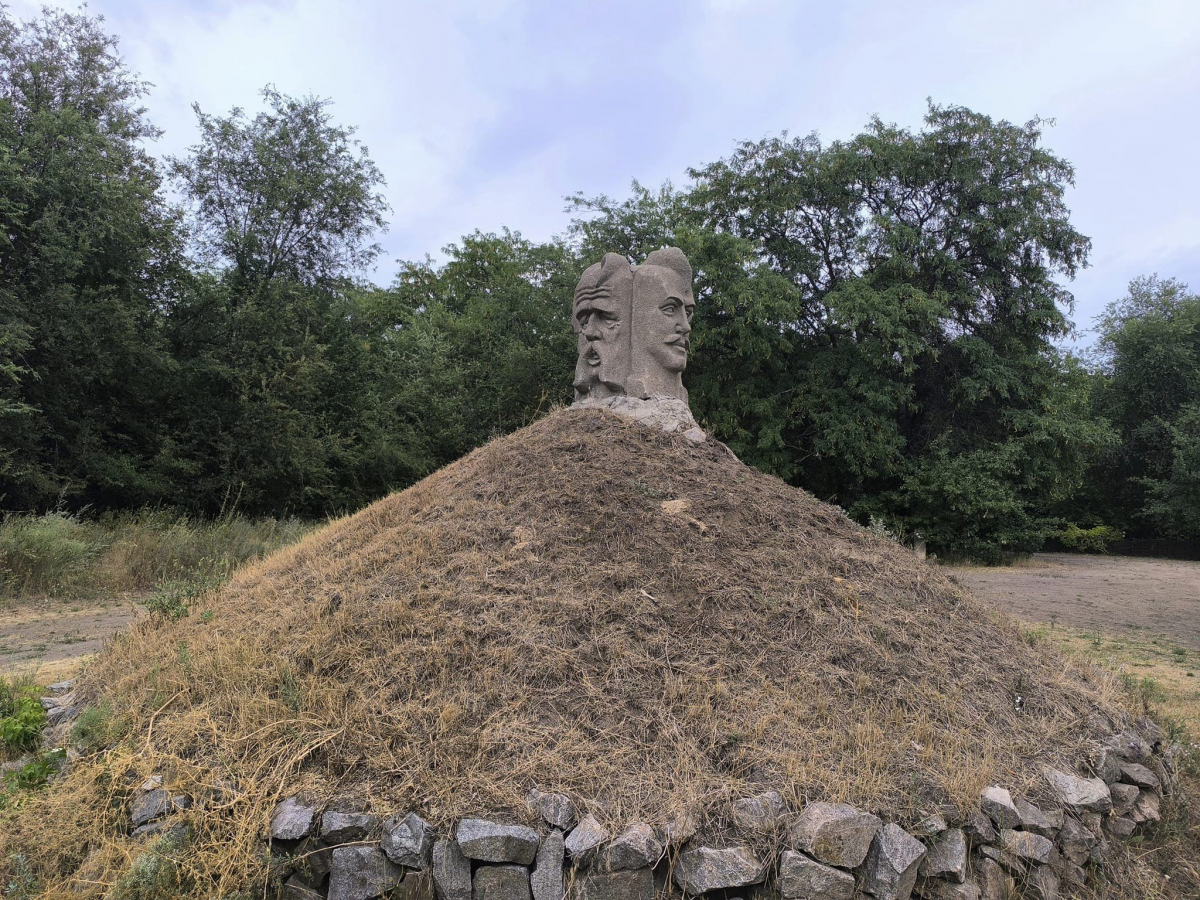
[571,248,694,404]
[572,253,633,400]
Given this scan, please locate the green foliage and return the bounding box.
[108,828,192,900]
[170,88,388,286]
[0,678,44,754]
[0,5,1191,560]
[376,231,578,471]
[0,6,184,512]
[142,574,218,620]
[1086,276,1200,538]
[571,104,1104,558]
[1057,524,1123,553]
[69,702,126,754]
[0,513,104,596]
[0,510,309,599]
[2,853,38,899]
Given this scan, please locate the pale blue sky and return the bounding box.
[12,0,1200,341]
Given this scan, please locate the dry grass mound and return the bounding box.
[1,408,1134,897]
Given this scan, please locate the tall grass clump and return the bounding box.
[0,513,107,597]
[0,511,312,601]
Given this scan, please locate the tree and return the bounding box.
[375,231,579,470]
[170,88,389,287]
[1089,276,1200,537]
[0,6,183,510]
[158,88,399,515]
[572,104,1106,559]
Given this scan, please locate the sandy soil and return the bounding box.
[0,598,142,682]
[951,552,1200,650]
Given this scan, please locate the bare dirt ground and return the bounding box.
[0,597,142,682]
[950,552,1200,650]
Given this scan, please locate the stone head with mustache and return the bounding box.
[628,247,694,402]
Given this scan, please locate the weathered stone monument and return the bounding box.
[571,248,704,439]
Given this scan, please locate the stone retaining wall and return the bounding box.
[37,685,1182,900]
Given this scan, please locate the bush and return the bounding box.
[0,677,45,755]
[1057,524,1124,553]
[69,702,126,754]
[0,510,311,599]
[0,512,107,597]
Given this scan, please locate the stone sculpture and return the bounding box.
[572,248,701,438]
[573,248,693,404]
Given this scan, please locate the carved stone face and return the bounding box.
[572,253,633,400]
[640,269,694,374]
[628,248,694,401]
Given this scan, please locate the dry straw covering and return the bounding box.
[1,408,1132,896]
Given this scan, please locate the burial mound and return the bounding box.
[2,406,1172,899]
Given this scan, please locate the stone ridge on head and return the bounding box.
[642,247,692,285]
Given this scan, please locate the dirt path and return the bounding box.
[0,598,143,681]
[950,552,1200,650]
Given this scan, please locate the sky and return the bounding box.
[10,0,1200,342]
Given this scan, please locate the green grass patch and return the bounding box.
[0,510,311,602]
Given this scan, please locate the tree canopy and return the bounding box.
[1,7,1194,558]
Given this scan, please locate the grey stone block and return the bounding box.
[673,846,763,895]
[1012,799,1060,838]
[383,812,434,867]
[778,850,854,900]
[603,824,661,871]
[564,815,607,864]
[130,789,173,828]
[858,823,925,900]
[997,829,1052,864]
[282,875,325,900]
[433,838,472,900]
[474,865,531,900]
[790,801,881,869]
[457,819,540,865]
[569,869,653,900]
[322,810,376,844]
[272,797,318,842]
[1042,768,1112,814]
[328,846,403,900]
[731,791,784,831]
[979,787,1020,830]
[1119,762,1160,789]
[528,789,578,831]
[531,831,564,900]
[919,828,967,882]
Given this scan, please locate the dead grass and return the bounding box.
[1018,624,1200,898]
[0,409,1147,897]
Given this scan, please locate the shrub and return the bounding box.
[108,829,191,900]
[0,678,45,755]
[0,510,311,600]
[0,512,108,597]
[1057,524,1124,554]
[69,702,127,754]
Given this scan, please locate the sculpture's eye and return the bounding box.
[660,302,677,316]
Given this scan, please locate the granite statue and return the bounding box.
[572,248,694,404]
[571,248,702,440]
